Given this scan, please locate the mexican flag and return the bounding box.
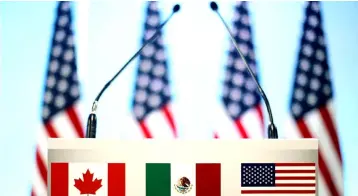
[146,163,221,196]
[50,162,125,196]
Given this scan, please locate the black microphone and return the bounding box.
[209,2,278,139]
[86,4,181,138]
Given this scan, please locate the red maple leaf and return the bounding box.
[74,169,102,195]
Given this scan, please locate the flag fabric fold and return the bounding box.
[288,1,343,196]
[215,2,264,139]
[31,2,84,196]
[132,1,177,139]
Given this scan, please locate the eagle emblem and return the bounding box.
[174,176,193,194]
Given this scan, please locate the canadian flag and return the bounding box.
[50,162,125,196]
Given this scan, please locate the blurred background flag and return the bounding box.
[288,1,343,196]
[131,1,177,138]
[31,2,85,196]
[214,2,264,139]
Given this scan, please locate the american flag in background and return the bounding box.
[288,1,343,196]
[214,2,264,139]
[241,163,316,195]
[132,1,177,138]
[31,2,84,196]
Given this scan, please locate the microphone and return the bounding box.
[209,2,278,139]
[86,4,181,138]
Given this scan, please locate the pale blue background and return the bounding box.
[1,1,358,195]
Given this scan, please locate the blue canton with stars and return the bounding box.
[222,2,261,120]
[241,163,275,187]
[132,2,171,121]
[42,1,80,123]
[289,1,333,120]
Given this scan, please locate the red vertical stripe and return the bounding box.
[139,121,153,138]
[319,106,342,163]
[296,119,313,138]
[255,104,264,131]
[108,163,126,196]
[51,163,69,196]
[45,122,59,138]
[319,152,339,196]
[35,147,47,186]
[213,131,219,139]
[196,163,221,196]
[234,119,249,138]
[162,104,177,138]
[66,106,85,138]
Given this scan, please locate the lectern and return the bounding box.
[48,139,318,196]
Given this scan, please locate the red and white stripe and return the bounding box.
[286,100,343,196]
[241,163,316,196]
[31,104,84,196]
[213,103,264,139]
[138,104,177,139]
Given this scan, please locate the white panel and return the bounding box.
[48,139,319,150]
[171,163,196,196]
[126,161,145,195]
[222,162,241,196]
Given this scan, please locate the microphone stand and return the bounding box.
[210,2,278,139]
[86,4,181,138]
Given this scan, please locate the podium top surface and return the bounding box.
[48,139,318,150]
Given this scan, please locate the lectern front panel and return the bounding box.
[48,139,318,196]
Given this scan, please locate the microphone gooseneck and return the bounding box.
[86,4,181,138]
[209,1,278,139]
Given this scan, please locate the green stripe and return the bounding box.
[146,163,171,196]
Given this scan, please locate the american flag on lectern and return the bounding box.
[288,1,343,196]
[214,2,264,139]
[31,2,84,196]
[241,163,316,195]
[132,2,177,138]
